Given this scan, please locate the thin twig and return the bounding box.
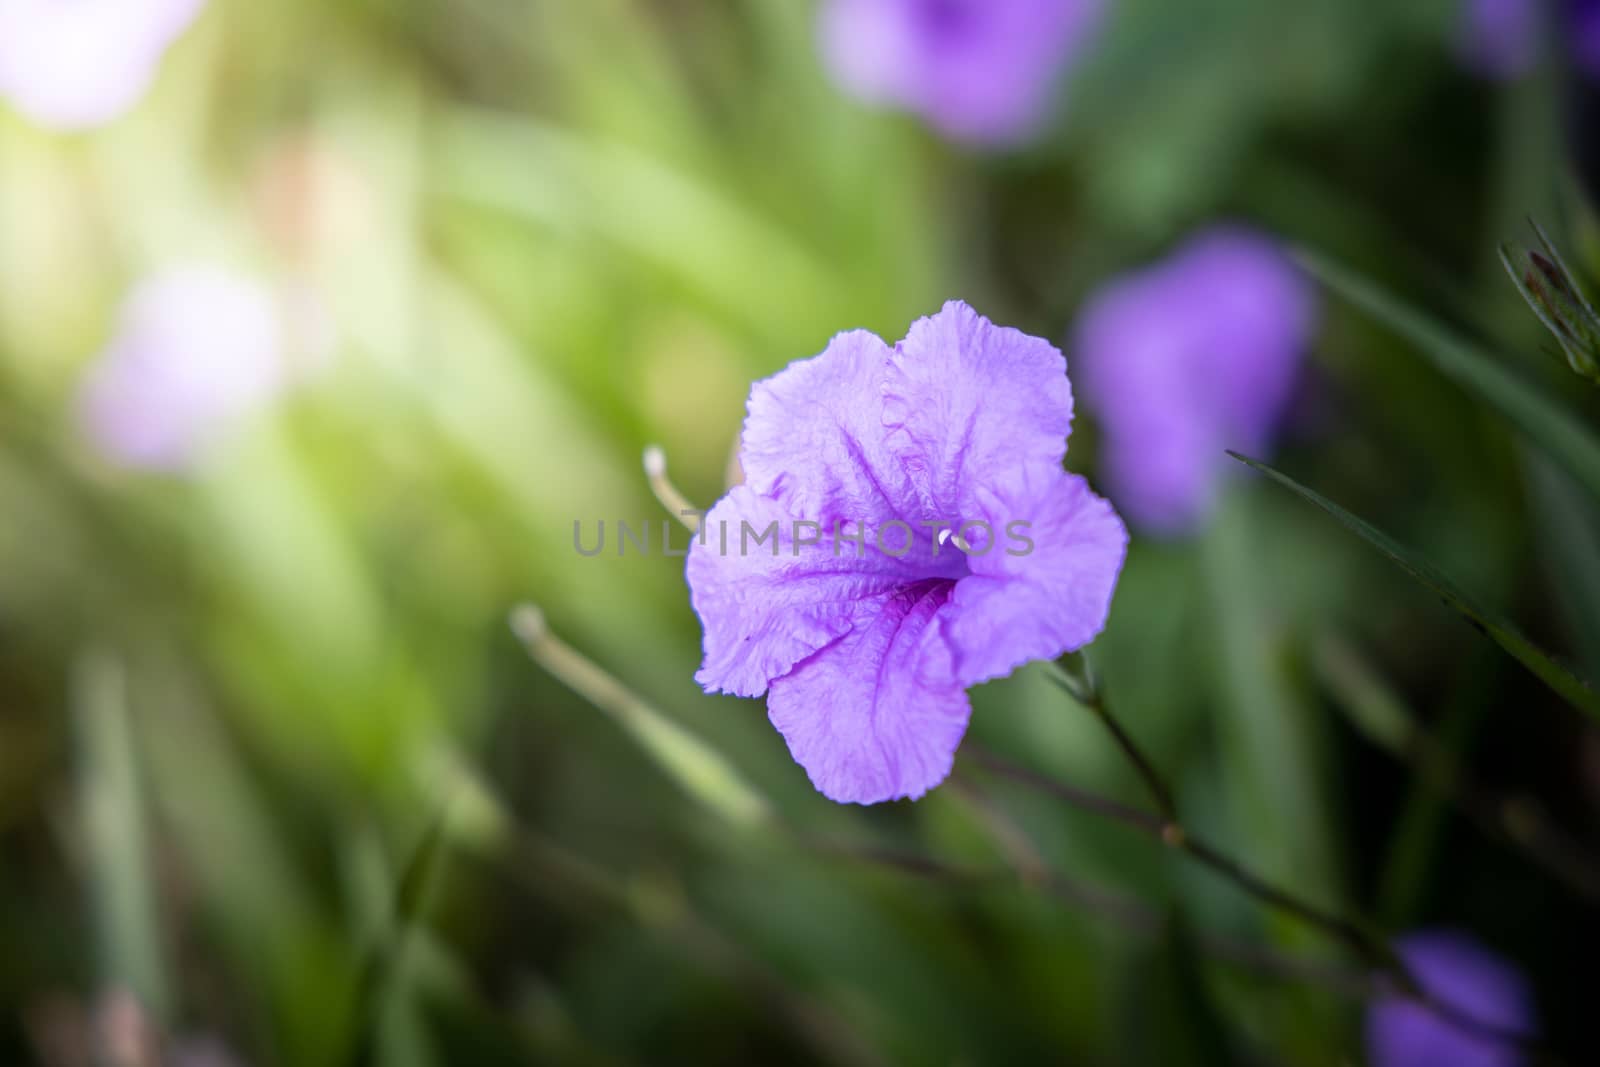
[977,681,1564,1064]
[1043,659,1178,823]
[510,601,1558,1060]
[949,778,1050,887]
[965,746,1162,832]
[966,747,1380,960]
[643,445,702,533]
[810,835,1370,995]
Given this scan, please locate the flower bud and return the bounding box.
[1500,220,1600,384]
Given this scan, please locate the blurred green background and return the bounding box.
[2,0,1599,1064]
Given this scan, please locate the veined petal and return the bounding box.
[688,486,938,698]
[767,580,969,804]
[738,328,918,524]
[883,300,1073,523]
[939,468,1127,687]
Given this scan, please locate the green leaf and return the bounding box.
[1231,452,1600,722]
[1525,452,1600,678]
[74,650,169,1022]
[1296,249,1600,500]
[510,606,772,829]
[1117,913,1235,1067]
[349,805,454,1067]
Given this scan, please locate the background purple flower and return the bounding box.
[77,267,291,471]
[1573,0,1600,77]
[688,302,1127,804]
[1367,930,1536,1067]
[1456,0,1541,80]
[1074,226,1317,537]
[819,0,1107,145]
[0,0,205,130]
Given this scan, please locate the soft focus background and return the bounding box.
[2,1,1598,1064]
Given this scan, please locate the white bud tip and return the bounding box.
[937,529,953,545]
[508,603,546,645]
[642,445,667,479]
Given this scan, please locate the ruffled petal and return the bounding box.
[883,300,1073,524]
[738,327,919,525]
[938,467,1127,687]
[766,580,969,804]
[688,486,941,697]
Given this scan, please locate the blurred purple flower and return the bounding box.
[1456,0,1541,80]
[688,301,1127,804]
[819,0,1107,145]
[1573,0,1600,77]
[1074,226,1317,537]
[0,0,205,130]
[78,267,292,471]
[1367,930,1536,1067]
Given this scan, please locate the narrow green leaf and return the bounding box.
[1119,913,1235,1067]
[1311,635,1419,762]
[74,650,169,1021]
[349,805,454,1067]
[1524,451,1600,678]
[1295,249,1600,500]
[1231,452,1600,721]
[510,605,772,829]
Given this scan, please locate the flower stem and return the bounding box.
[1043,658,1178,823]
[509,604,769,827]
[642,445,702,533]
[974,663,1565,1064]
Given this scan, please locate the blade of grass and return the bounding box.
[74,650,169,1022]
[349,804,454,1067]
[1524,451,1600,678]
[1315,634,1600,905]
[509,605,771,829]
[1295,249,1600,500]
[1231,452,1600,721]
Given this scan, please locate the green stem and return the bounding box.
[1042,658,1178,823]
[974,683,1563,1064]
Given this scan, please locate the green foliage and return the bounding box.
[1297,249,1600,500]
[1234,453,1600,721]
[0,0,1596,1063]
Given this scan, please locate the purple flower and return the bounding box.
[687,302,1127,804]
[819,0,1107,146]
[77,267,295,471]
[0,0,205,130]
[1574,0,1600,78]
[1367,930,1536,1067]
[1074,226,1317,537]
[1456,0,1541,80]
